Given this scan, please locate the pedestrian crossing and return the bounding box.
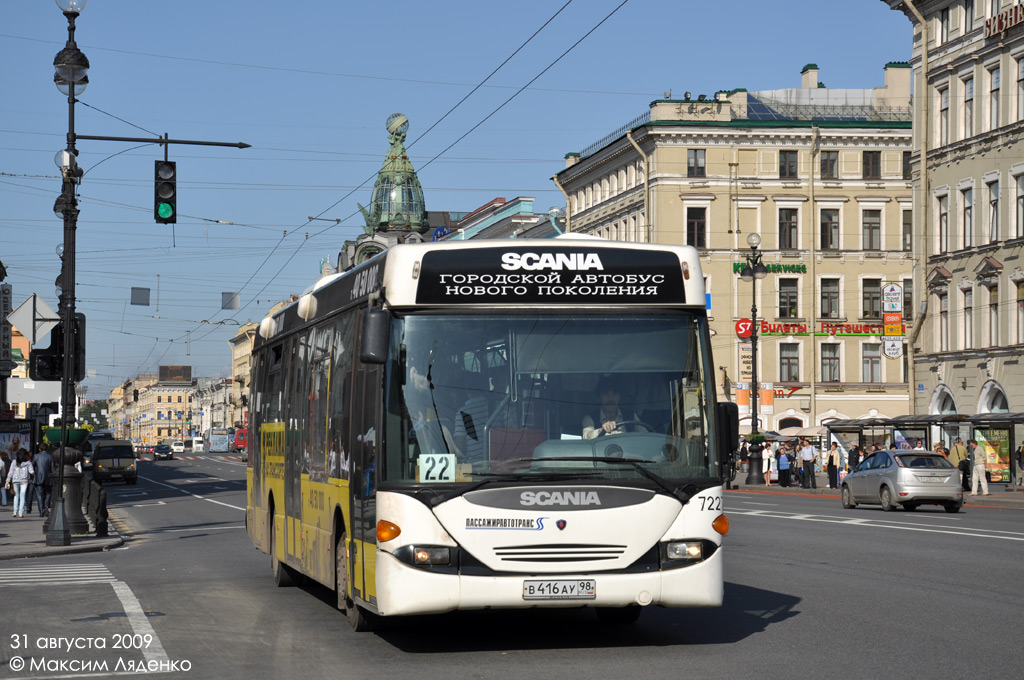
[0,563,116,587]
[136,454,244,463]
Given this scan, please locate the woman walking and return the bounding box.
[5,449,33,518]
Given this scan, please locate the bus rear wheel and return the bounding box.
[336,536,374,631]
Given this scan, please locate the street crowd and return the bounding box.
[1,443,55,519]
[738,436,1024,495]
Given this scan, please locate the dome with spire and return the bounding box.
[358,113,428,233]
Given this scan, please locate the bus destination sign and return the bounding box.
[415,247,687,305]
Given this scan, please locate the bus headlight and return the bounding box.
[666,541,703,561]
[412,547,451,565]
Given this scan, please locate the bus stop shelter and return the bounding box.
[826,412,1023,490]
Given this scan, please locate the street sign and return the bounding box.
[0,284,11,377]
[883,312,903,337]
[7,294,59,346]
[882,282,903,312]
[883,338,904,359]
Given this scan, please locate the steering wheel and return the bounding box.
[603,419,654,434]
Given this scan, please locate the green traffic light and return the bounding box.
[157,202,175,219]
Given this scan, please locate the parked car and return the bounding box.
[92,440,138,485]
[171,440,185,454]
[153,443,173,461]
[841,450,963,513]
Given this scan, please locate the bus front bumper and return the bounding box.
[374,549,723,617]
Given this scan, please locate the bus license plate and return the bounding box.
[523,579,596,600]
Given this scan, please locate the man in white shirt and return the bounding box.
[799,438,818,489]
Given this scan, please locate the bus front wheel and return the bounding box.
[336,536,374,631]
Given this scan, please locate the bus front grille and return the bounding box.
[492,543,627,563]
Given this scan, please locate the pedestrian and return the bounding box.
[763,442,775,486]
[32,445,55,518]
[1016,442,1024,486]
[968,439,990,496]
[825,442,841,489]
[777,443,792,487]
[5,449,34,518]
[949,437,971,491]
[799,438,818,489]
[0,451,7,507]
[848,444,861,471]
[22,447,35,515]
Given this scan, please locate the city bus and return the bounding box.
[207,427,232,454]
[246,237,738,630]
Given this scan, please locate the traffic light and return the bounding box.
[186,410,192,425]
[28,313,85,382]
[154,160,177,223]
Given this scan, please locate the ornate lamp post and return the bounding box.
[46,0,92,546]
[740,232,768,485]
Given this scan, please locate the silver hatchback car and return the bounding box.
[841,450,963,513]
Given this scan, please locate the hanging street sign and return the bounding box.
[882,336,905,359]
[883,312,904,337]
[882,282,903,312]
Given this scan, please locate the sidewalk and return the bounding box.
[0,504,123,561]
[727,471,1024,509]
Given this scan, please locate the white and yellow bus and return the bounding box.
[246,236,737,630]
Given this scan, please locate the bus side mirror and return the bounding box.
[360,308,390,364]
[716,401,739,464]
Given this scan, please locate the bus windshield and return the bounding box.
[382,313,716,486]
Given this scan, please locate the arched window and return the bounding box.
[978,380,1009,413]
[779,417,804,430]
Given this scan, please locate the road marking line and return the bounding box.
[729,508,1024,541]
[137,475,245,512]
[111,580,169,664]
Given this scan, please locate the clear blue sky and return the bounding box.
[0,0,911,401]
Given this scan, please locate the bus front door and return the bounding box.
[349,362,380,608]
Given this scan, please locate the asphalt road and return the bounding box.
[0,458,1020,680]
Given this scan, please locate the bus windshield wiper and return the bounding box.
[427,467,601,507]
[532,456,699,505]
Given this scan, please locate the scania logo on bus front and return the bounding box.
[520,490,601,507]
[501,252,604,272]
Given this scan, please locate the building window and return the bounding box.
[962,188,973,248]
[990,66,1001,130]
[820,208,840,249]
[779,278,799,318]
[821,151,839,180]
[939,87,950,146]
[1017,175,1024,238]
[1018,59,1024,121]
[989,285,1000,346]
[990,0,999,19]
[821,278,840,318]
[902,209,913,251]
[940,6,950,43]
[779,343,800,382]
[863,151,882,179]
[821,344,840,382]
[938,194,950,253]
[902,150,912,180]
[686,207,706,248]
[964,78,974,138]
[779,208,799,249]
[863,278,882,319]
[862,209,881,250]
[966,0,976,30]
[780,150,798,179]
[862,344,882,382]
[687,149,706,178]
[939,292,950,352]
[989,179,1000,242]
[963,288,974,349]
[157,396,162,403]
[1016,283,1024,344]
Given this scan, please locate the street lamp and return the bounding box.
[740,232,768,485]
[47,0,90,546]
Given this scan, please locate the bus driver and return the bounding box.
[582,378,647,440]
